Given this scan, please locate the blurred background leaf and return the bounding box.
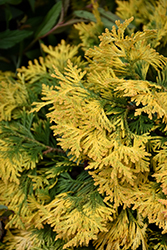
[0,0,117,71]
[0,205,8,210]
[35,1,62,38]
[0,29,33,49]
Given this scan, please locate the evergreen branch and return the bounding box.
[10,131,65,156]
[0,120,65,158]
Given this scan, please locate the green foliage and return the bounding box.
[0,0,118,72]
[1,1,167,249]
[116,0,167,51]
[34,1,62,39]
[0,29,33,49]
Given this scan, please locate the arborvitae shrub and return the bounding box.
[1,4,167,250]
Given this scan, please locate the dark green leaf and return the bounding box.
[26,16,43,34]
[28,0,35,12]
[98,7,123,23]
[98,7,136,29]
[7,0,22,4]
[0,29,33,49]
[9,5,23,19]
[5,4,12,25]
[74,8,135,30]
[0,205,8,210]
[0,210,14,219]
[73,10,96,22]
[101,17,115,29]
[35,1,62,38]
[61,18,86,26]
[0,0,22,4]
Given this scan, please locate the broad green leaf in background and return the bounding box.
[0,0,22,4]
[4,4,12,29]
[0,209,14,221]
[28,0,35,12]
[35,1,62,39]
[98,7,136,29]
[98,7,123,23]
[74,10,115,29]
[26,16,44,33]
[8,5,23,19]
[0,29,33,49]
[74,10,96,22]
[74,8,135,30]
[101,17,115,29]
[0,205,8,210]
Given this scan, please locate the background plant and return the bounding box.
[0,0,167,250]
[0,0,118,72]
